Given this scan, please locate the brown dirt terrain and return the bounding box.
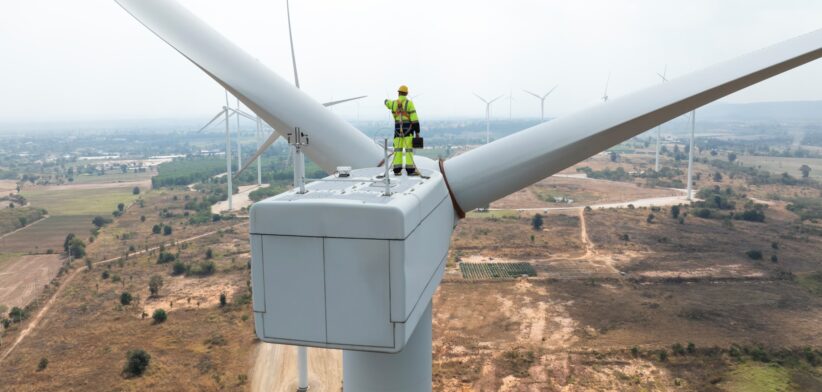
[492,176,680,210]
[0,254,63,309]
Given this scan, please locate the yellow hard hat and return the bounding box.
[398,85,409,94]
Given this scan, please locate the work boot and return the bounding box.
[393,169,402,176]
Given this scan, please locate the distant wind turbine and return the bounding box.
[523,84,558,122]
[602,72,611,102]
[654,65,668,172]
[473,93,503,144]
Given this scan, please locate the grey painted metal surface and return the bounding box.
[114,0,383,173]
[444,29,822,211]
[249,167,454,353]
[343,301,433,392]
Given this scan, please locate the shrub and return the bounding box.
[152,309,167,323]
[120,292,133,306]
[687,342,696,354]
[117,203,125,212]
[171,260,187,276]
[123,349,151,377]
[531,214,543,231]
[671,205,680,219]
[771,255,778,263]
[101,271,110,280]
[672,343,685,355]
[37,357,48,371]
[151,224,161,234]
[219,292,227,307]
[771,241,779,250]
[132,186,140,195]
[746,250,763,260]
[148,275,163,297]
[659,350,668,362]
[189,260,216,276]
[631,346,640,357]
[205,248,213,259]
[156,251,176,264]
[92,215,112,228]
[163,225,172,236]
[646,213,655,223]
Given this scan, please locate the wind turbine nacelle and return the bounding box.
[249,166,455,353]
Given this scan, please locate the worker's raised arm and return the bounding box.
[384,99,394,110]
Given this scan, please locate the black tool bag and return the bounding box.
[412,137,424,148]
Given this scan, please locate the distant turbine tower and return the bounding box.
[507,89,513,121]
[473,93,503,144]
[687,109,696,200]
[235,97,242,171]
[196,90,236,210]
[523,84,558,122]
[655,65,668,172]
[602,72,611,102]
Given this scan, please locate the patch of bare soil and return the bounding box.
[492,176,680,210]
[141,275,242,316]
[250,344,342,392]
[0,254,63,308]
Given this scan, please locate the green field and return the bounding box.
[720,362,792,392]
[466,209,520,219]
[738,155,822,180]
[0,215,95,253]
[72,171,151,184]
[0,206,47,236]
[21,187,139,216]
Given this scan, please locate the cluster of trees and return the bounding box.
[63,233,86,258]
[786,197,822,221]
[692,186,766,223]
[151,157,227,188]
[575,166,632,182]
[151,223,173,236]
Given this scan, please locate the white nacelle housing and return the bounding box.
[249,167,455,353]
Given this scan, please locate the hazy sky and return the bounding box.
[1,0,821,126]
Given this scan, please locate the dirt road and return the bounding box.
[0,224,241,362]
[211,184,267,214]
[251,344,342,392]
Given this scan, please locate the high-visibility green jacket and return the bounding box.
[384,96,419,123]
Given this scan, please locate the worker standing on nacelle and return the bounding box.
[385,85,421,175]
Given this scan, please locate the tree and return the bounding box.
[671,205,680,219]
[92,215,112,228]
[646,213,655,223]
[68,238,86,258]
[713,172,723,182]
[219,292,227,307]
[205,248,213,259]
[9,307,25,322]
[18,217,27,227]
[117,203,125,212]
[152,309,167,323]
[123,349,151,377]
[132,186,140,195]
[531,214,544,231]
[148,275,163,297]
[728,152,737,162]
[163,225,172,236]
[120,292,133,306]
[746,250,763,260]
[152,224,162,234]
[609,151,619,162]
[156,251,176,264]
[37,357,48,371]
[140,215,146,222]
[171,260,187,275]
[800,164,811,178]
[63,233,76,253]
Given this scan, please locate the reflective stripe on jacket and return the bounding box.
[384,97,419,123]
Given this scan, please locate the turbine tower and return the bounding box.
[523,85,558,122]
[602,72,611,102]
[473,93,503,144]
[196,90,237,210]
[687,110,696,200]
[655,66,668,172]
[114,1,822,389]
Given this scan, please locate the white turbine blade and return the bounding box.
[286,0,300,89]
[197,110,226,133]
[227,107,258,121]
[543,84,558,99]
[323,95,367,107]
[237,130,281,178]
[489,95,504,104]
[522,90,542,100]
[472,93,489,104]
[657,72,668,82]
[115,0,382,172]
[443,28,822,212]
